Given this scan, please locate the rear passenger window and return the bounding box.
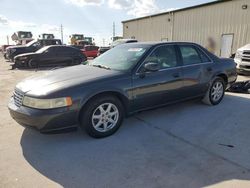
[179,45,202,65]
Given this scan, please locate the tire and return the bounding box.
[80,95,124,138]
[28,59,38,68]
[202,77,225,105]
[74,58,81,65]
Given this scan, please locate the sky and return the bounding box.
[0,0,215,46]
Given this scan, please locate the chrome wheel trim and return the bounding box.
[211,81,224,102]
[91,103,119,133]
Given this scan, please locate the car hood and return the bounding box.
[7,45,27,50]
[15,52,37,58]
[238,44,250,51]
[16,65,123,95]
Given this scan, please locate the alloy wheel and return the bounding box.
[91,103,119,133]
[211,81,224,102]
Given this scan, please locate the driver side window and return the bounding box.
[144,45,177,70]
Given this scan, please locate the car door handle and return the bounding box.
[172,73,180,78]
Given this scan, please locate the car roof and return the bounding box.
[85,45,98,47]
[47,45,79,49]
[118,41,201,48]
[39,39,61,41]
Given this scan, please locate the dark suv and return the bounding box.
[5,39,62,61]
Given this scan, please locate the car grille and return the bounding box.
[239,65,250,69]
[13,89,24,107]
[242,51,250,62]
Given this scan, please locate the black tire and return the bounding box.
[74,58,82,65]
[202,77,225,105]
[80,95,124,138]
[28,59,38,68]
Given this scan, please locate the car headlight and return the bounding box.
[22,96,72,109]
[235,51,243,60]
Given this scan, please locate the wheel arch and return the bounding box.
[216,73,228,85]
[78,90,130,122]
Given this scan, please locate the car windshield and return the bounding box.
[36,46,50,53]
[90,44,150,71]
[25,40,36,47]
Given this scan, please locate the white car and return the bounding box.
[234,44,250,74]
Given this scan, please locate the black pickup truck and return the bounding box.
[5,39,62,61]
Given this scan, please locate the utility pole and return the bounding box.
[113,22,115,41]
[60,24,64,44]
[103,38,105,46]
[7,35,9,45]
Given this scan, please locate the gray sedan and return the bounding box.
[8,42,237,138]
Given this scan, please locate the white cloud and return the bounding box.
[40,24,60,32]
[0,15,9,25]
[66,0,104,6]
[0,15,61,42]
[0,15,37,28]
[108,0,132,9]
[127,0,159,17]
[64,0,177,18]
[108,0,174,17]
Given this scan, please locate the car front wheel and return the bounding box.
[28,59,38,68]
[80,95,124,138]
[202,77,225,105]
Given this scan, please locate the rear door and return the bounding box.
[55,47,72,65]
[132,44,183,110]
[178,45,214,98]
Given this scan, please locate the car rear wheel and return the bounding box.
[74,58,82,65]
[202,77,225,105]
[80,95,124,138]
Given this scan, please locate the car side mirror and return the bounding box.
[144,62,160,72]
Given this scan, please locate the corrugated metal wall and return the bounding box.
[123,0,250,56]
[123,13,173,42]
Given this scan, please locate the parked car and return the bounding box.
[1,45,13,59]
[111,39,138,48]
[5,39,62,61]
[234,44,250,74]
[97,46,110,56]
[13,45,87,69]
[81,45,99,58]
[8,42,237,138]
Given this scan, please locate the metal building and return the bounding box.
[122,0,250,57]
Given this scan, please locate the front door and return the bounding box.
[131,44,183,111]
[221,34,234,58]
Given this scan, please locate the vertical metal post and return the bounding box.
[113,22,115,41]
[7,35,9,45]
[60,24,64,44]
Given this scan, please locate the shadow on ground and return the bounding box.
[20,94,250,188]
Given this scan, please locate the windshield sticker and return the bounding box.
[128,48,143,52]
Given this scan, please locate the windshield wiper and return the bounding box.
[92,64,111,70]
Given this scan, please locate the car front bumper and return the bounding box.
[236,60,250,74]
[8,97,78,132]
[14,60,28,68]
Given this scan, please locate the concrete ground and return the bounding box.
[0,55,250,188]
